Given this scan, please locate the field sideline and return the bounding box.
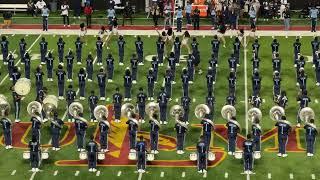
[0,29,320,180]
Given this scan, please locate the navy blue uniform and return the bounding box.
[297,74,307,91]
[276,95,288,109]
[106,56,114,80]
[201,120,213,151]
[19,41,27,63]
[11,70,21,85]
[56,69,66,97]
[164,73,172,98]
[273,75,281,97]
[35,71,44,97]
[311,39,319,65]
[45,56,54,79]
[252,75,261,96]
[187,56,195,81]
[96,40,103,64]
[252,42,260,57]
[1,39,9,64]
[75,119,88,149]
[39,40,48,63]
[136,140,147,170]
[12,91,21,121]
[181,72,190,97]
[86,140,98,169]
[124,74,132,99]
[113,92,122,121]
[7,55,14,80]
[137,92,147,120]
[206,95,215,119]
[0,118,12,146]
[130,57,138,81]
[315,57,320,83]
[31,117,42,143]
[86,56,94,81]
[157,91,168,122]
[126,119,138,149]
[228,56,237,72]
[29,140,40,168]
[168,56,176,81]
[211,38,220,58]
[296,95,311,123]
[233,40,241,64]
[243,139,254,171]
[252,124,261,151]
[88,95,98,121]
[250,95,262,108]
[156,40,165,64]
[304,124,317,154]
[293,41,301,60]
[135,40,144,63]
[197,140,207,171]
[99,121,109,150]
[181,96,191,122]
[175,123,187,151]
[275,121,291,154]
[66,53,74,80]
[97,72,107,98]
[228,75,236,96]
[75,39,83,63]
[226,121,240,153]
[57,40,65,63]
[24,55,31,79]
[78,72,86,98]
[271,41,280,53]
[150,120,160,151]
[174,40,181,64]
[252,57,260,70]
[118,39,126,63]
[51,118,64,148]
[226,94,236,106]
[147,71,155,99]
[272,57,281,72]
[151,58,159,81]
[206,70,215,96]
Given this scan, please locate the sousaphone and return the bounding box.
[0,94,10,117]
[68,102,87,123]
[247,107,262,123]
[194,104,210,119]
[94,105,110,127]
[43,95,58,120]
[27,101,42,122]
[14,78,31,96]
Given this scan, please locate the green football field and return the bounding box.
[0,33,319,180]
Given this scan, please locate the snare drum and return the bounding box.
[79,152,87,160]
[41,152,49,160]
[98,152,105,160]
[14,78,31,96]
[208,152,216,161]
[234,151,243,159]
[254,151,261,159]
[23,151,30,159]
[128,152,137,160]
[147,153,154,161]
[189,152,197,161]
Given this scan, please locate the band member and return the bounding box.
[181,95,191,123]
[151,56,159,80]
[304,119,317,157]
[211,35,220,58]
[122,1,133,25]
[35,66,44,98]
[273,71,281,98]
[78,68,87,100]
[206,92,215,119]
[118,35,126,65]
[209,53,218,70]
[187,54,195,83]
[249,94,262,108]
[157,87,168,124]
[252,70,261,96]
[311,37,319,66]
[201,114,214,151]
[51,111,64,151]
[124,68,132,101]
[252,118,261,151]
[19,38,27,63]
[175,115,188,154]
[11,66,21,85]
[24,52,31,79]
[126,114,138,151]
[97,67,107,100]
[45,51,54,81]
[75,113,88,151]
[156,36,165,65]
[135,36,144,65]
[39,37,48,64]
[252,54,260,70]
[192,6,200,30]
[295,55,305,81]
[29,135,41,172]
[271,38,280,54]
[8,54,15,80]
[226,92,236,106]
[66,85,76,122]
[99,117,110,152]
[233,37,241,65]
[113,87,123,123]
[31,112,42,143]
[275,116,291,157]
[181,68,190,97]
[11,85,21,123]
[297,69,307,91]
[228,71,236,96]
[96,37,103,66]
[197,135,207,173]
[130,54,139,84]
[56,64,66,99]
[137,88,147,123]
[272,53,281,73]
[293,38,301,60]
[66,50,74,81]
[57,37,65,64]
[87,135,98,172]
[75,37,83,64]
[147,69,155,101]
[1,36,9,64]
[243,134,254,174]
[106,53,114,82]
[149,113,160,154]
[88,91,98,122]
[174,37,181,65]
[86,53,94,81]
[0,115,12,149]
[164,69,173,100]
[226,117,240,155]
[136,136,147,173]
[276,91,288,109]
[252,39,260,57]
[296,90,311,127]
[206,67,215,96]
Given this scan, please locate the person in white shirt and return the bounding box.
[61,1,70,27]
[35,0,46,16]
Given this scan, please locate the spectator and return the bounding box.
[84,3,93,28]
[3,11,12,29]
[108,0,115,9]
[185,1,192,25]
[27,0,36,17]
[164,1,172,27]
[35,0,46,16]
[42,5,49,31]
[249,6,256,31]
[283,6,290,31]
[74,0,81,18]
[107,6,115,25]
[61,1,70,27]
[210,7,216,29]
[152,4,160,27]
[310,6,319,32]
[230,9,238,30]
[123,1,133,26]
[193,6,200,30]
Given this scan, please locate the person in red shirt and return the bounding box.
[84,3,93,28]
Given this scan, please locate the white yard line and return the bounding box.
[160,171,164,177]
[11,170,16,175]
[53,170,58,176]
[29,172,36,180]
[203,172,207,178]
[181,172,185,178]
[117,171,122,176]
[0,34,42,86]
[138,172,143,180]
[244,35,249,135]
[246,174,250,180]
[75,170,80,176]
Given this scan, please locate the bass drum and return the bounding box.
[14,78,31,96]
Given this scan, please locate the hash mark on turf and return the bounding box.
[224,172,228,178]
[75,171,80,176]
[160,171,164,177]
[203,172,207,178]
[181,172,185,178]
[268,173,271,179]
[311,174,315,179]
[315,99,318,104]
[53,170,58,176]
[138,172,143,180]
[96,171,100,176]
[11,170,16,175]
[117,171,122,176]
[289,173,293,179]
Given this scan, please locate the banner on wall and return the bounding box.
[192,0,208,17]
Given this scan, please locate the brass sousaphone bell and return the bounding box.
[43,95,58,120]
[170,105,185,120]
[0,94,10,117]
[221,105,241,130]
[194,104,210,119]
[14,78,31,96]
[27,101,43,121]
[299,107,315,123]
[68,102,87,123]
[145,102,160,117]
[121,103,136,119]
[247,107,262,123]
[269,106,285,121]
[94,105,109,121]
